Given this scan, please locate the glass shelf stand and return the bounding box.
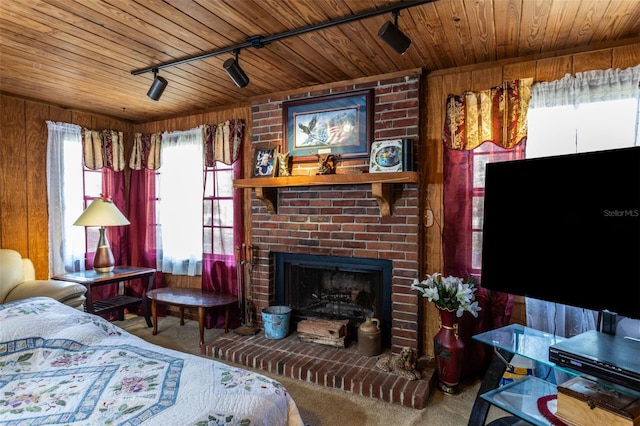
[473,324,582,377]
[471,324,640,425]
[470,324,581,426]
[480,376,557,426]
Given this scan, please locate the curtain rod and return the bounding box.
[130,0,436,76]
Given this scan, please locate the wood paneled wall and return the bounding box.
[0,94,250,282]
[0,95,132,279]
[421,42,640,355]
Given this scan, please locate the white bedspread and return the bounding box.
[0,297,304,426]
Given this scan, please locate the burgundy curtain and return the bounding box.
[443,145,524,378]
[202,120,244,329]
[127,133,164,315]
[202,161,243,330]
[442,79,531,378]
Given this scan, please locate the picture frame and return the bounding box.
[283,89,373,163]
[251,145,279,178]
[369,139,403,173]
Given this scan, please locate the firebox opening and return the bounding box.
[274,252,392,347]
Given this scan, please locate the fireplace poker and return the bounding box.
[234,244,258,336]
[244,244,255,328]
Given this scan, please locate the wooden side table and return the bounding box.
[53,266,156,327]
[146,288,237,346]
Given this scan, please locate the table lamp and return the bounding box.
[74,194,130,273]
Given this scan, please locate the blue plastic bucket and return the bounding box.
[262,306,292,339]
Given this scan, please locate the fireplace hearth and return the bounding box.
[275,252,392,347]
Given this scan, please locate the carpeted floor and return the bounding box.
[117,314,508,425]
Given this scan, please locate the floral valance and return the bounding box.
[129,132,162,170]
[130,119,244,171]
[443,78,533,151]
[204,119,244,166]
[81,129,125,171]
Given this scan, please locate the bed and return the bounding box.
[0,297,304,425]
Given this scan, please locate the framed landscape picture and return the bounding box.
[251,146,279,178]
[369,139,403,173]
[283,90,373,162]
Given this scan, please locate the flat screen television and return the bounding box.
[481,146,640,319]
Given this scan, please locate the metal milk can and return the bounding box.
[358,317,381,356]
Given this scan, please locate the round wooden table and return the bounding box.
[146,288,237,346]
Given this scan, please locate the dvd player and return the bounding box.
[549,330,640,391]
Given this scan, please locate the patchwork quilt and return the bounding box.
[0,297,304,426]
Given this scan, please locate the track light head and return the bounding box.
[147,69,167,101]
[223,51,250,88]
[378,11,411,55]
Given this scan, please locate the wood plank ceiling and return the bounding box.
[1,0,639,123]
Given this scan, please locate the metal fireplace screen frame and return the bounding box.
[274,252,392,347]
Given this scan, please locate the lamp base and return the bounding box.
[93,227,115,273]
[94,264,115,273]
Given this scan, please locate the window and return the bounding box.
[469,144,518,273]
[156,128,204,276]
[47,122,96,273]
[203,162,235,257]
[80,168,105,259]
[527,97,639,158]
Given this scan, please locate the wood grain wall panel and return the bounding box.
[573,50,613,74]
[71,112,93,129]
[48,106,73,123]
[535,56,573,82]
[0,93,135,276]
[503,61,537,82]
[0,96,28,255]
[471,67,503,91]
[613,44,640,70]
[423,73,445,356]
[441,71,473,98]
[25,101,50,278]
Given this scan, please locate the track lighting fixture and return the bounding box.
[147,68,168,101]
[223,49,250,88]
[132,1,435,91]
[378,10,412,55]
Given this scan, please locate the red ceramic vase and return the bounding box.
[434,307,465,394]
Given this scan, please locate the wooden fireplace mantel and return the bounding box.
[233,171,419,216]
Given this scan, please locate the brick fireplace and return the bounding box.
[206,73,428,406]
[205,176,427,407]
[249,179,420,352]
[247,74,422,353]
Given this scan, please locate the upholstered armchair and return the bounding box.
[0,249,87,310]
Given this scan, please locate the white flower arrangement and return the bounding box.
[411,272,482,318]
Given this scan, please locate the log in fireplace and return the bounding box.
[274,252,392,347]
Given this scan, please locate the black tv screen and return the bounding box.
[481,146,640,319]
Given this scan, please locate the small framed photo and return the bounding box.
[252,146,279,178]
[369,139,403,173]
